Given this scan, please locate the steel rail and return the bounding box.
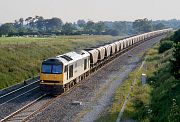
[0,94,47,122]
[0,80,39,99]
[0,86,40,106]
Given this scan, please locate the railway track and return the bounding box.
[0,80,40,106]
[0,34,168,122]
[0,85,78,122]
[0,94,49,122]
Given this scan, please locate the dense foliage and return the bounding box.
[171,42,180,79]
[153,19,180,29]
[157,29,180,79]
[170,29,180,79]
[171,29,180,43]
[159,40,173,53]
[0,16,167,36]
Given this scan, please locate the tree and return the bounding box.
[62,22,75,35]
[35,16,45,31]
[154,23,166,30]
[113,21,127,35]
[14,20,19,28]
[77,19,86,28]
[0,23,17,36]
[171,29,180,44]
[85,21,95,34]
[133,18,153,34]
[46,18,63,32]
[19,18,24,27]
[29,17,36,30]
[25,17,33,29]
[94,21,105,34]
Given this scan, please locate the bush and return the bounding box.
[159,41,173,53]
[170,42,180,79]
[171,29,180,43]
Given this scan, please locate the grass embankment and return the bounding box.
[123,44,180,122]
[0,35,121,89]
[97,43,180,122]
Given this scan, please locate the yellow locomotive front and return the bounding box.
[40,58,64,94]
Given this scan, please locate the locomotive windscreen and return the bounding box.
[41,64,62,74]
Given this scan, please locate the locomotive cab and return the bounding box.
[40,51,90,95]
[40,58,64,94]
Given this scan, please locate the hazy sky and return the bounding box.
[0,0,179,23]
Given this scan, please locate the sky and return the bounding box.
[0,0,179,23]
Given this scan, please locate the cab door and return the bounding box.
[69,65,73,79]
[64,65,68,83]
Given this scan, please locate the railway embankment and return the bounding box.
[97,34,180,122]
[29,35,165,122]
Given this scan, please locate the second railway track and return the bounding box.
[0,94,49,122]
[0,82,82,122]
[0,79,42,121]
[0,31,171,121]
[0,79,40,105]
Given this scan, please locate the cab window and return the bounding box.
[42,65,51,73]
[52,65,62,74]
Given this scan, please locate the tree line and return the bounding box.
[0,16,167,36]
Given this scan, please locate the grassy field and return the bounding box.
[0,35,121,89]
[97,42,180,122]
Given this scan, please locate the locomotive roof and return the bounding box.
[56,51,89,65]
[42,51,89,65]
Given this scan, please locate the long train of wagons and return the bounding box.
[40,29,172,94]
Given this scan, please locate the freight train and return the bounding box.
[40,29,172,94]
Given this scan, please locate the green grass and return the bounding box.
[97,42,180,122]
[0,35,121,89]
[0,35,119,45]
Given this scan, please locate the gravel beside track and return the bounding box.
[2,95,52,122]
[28,35,166,122]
